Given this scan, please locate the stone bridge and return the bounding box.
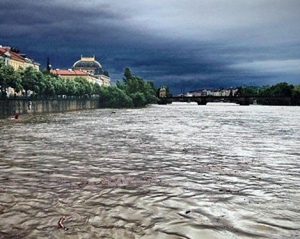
[158,96,293,105]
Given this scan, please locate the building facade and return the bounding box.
[50,69,100,85]
[0,45,40,70]
[0,45,40,97]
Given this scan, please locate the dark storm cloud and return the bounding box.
[0,0,299,94]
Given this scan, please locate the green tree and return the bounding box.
[0,59,16,97]
[43,74,56,97]
[113,67,157,106]
[123,67,133,83]
[33,71,46,96]
[125,76,145,95]
[54,77,67,96]
[74,77,87,97]
[20,67,39,96]
[130,92,147,107]
[99,86,133,108]
[259,82,293,97]
[235,86,259,97]
[144,81,158,103]
[8,71,22,94]
[291,85,300,105]
[65,78,77,97]
[292,85,300,97]
[116,80,125,91]
[92,82,101,96]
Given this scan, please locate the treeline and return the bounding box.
[99,67,158,108]
[235,82,300,105]
[0,60,158,107]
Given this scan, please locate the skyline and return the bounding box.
[1,0,299,94]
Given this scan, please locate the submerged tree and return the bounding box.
[97,67,158,108]
[98,86,133,108]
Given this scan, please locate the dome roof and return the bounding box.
[73,60,101,69]
[73,56,102,69]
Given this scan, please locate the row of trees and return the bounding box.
[235,82,300,105]
[236,82,300,97]
[0,60,158,107]
[0,60,101,98]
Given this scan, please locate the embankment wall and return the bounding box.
[0,98,100,118]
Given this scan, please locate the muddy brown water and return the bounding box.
[0,104,300,238]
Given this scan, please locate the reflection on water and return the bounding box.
[1,104,300,238]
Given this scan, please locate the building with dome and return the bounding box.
[72,55,110,86]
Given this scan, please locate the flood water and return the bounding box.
[1,104,300,239]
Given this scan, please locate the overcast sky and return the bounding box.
[1,0,299,93]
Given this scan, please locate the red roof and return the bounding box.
[0,48,6,54]
[10,51,24,62]
[50,69,88,76]
[0,47,25,62]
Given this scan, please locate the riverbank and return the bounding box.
[0,98,100,118]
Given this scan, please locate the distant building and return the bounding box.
[0,45,40,70]
[187,88,238,97]
[0,45,40,97]
[72,55,110,86]
[0,48,10,66]
[159,87,167,98]
[50,69,102,86]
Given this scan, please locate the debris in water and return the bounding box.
[185,210,191,214]
[58,216,68,230]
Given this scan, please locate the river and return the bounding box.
[0,103,300,239]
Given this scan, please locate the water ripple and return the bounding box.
[1,105,300,238]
